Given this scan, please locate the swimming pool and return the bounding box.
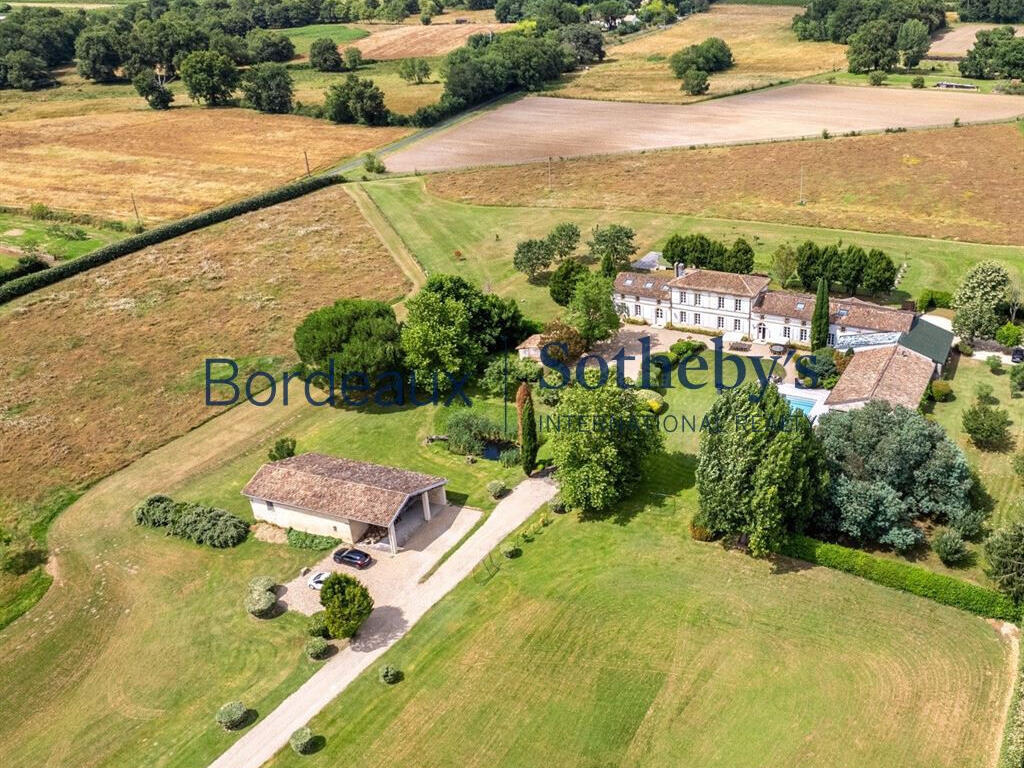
[784,394,816,417]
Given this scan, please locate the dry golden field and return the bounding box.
[551,4,845,103]
[351,20,513,59]
[424,122,1024,245]
[0,109,409,222]
[0,184,407,515]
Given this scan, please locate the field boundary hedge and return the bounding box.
[0,175,343,305]
[780,535,1019,622]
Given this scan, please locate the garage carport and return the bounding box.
[242,453,448,555]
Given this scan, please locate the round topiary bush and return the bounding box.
[307,610,330,638]
[245,588,277,618]
[911,75,925,88]
[215,701,248,730]
[487,480,508,499]
[305,636,330,660]
[289,726,316,755]
[249,576,276,594]
[934,529,969,566]
[378,664,402,684]
[930,380,953,402]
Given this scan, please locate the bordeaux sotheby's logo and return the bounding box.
[204,336,821,410]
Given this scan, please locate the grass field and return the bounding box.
[0,210,126,263]
[424,121,1024,246]
[806,59,1008,92]
[0,107,409,221]
[291,59,445,115]
[364,176,1024,321]
[281,22,368,55]
[264,454,1014,766]
[551,4,844,104]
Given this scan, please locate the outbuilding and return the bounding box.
[242,453,448,555]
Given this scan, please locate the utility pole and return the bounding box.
[548,156,552,191]
[130,193,141,228]
[303,150,311,176]
[798,166,805,206]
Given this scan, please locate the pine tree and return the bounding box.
[811,277,830,351]
[517,383,539,476]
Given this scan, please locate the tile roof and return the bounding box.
[516,333,543,350]
[242,453,446,528]
[614,271,673,300]
[754,292,915,333]
[669,269,772,298]
[825,346,934,410]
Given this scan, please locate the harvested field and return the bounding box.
[386,85,1024,173]
[0,109,410,221]
[0,184,407,519]
[424,122,1024,245]
[351,21,513,60]
[552,4,844,104]
[929,23,1023,59]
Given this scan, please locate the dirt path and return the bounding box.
[207,475,558,768]
[344,184,426,293]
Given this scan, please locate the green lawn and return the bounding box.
[0,389,521,768]
[281,23,368,56]
[805,60,1007,94]
[0,211,125,263]
[363,176,1024,321]
[266,452,1012,767]
[290,58,444,115]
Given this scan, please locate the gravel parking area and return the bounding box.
[278,503,481,615]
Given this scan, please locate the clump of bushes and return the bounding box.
[929,380,953,402]
[549,495,567,514]
[487,480,508,499]
[307,610,330,638]
[289,727,316,755]
[933,529,969,566]
[636,388,667,415]
[305,636,330,660]
[378,664,402,684]
[0,255,46,287]
[215,701,249,730]
[689,509,714,542]
[670,339,707,358]
[911,75,925,88]
[134,494,249,548]
[499,447,521,468]
[502,544,522,559]
[445,409,501,456]
[287,528,340,550]
[268,436,296,461]
[958,341,974,357]
[996,322,1023,348]
[916,288,952,312]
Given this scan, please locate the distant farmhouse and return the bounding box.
[613,266,953,412]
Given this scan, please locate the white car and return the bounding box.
[307,571,329,590]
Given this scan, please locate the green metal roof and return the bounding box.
[899,319,954,365]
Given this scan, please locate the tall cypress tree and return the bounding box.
[811,277,830,351]
[518,384,539,476]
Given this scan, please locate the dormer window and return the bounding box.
[796,301,805,311]
[624,278,634,286]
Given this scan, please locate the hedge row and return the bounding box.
[0,257,47,287]
[134,494,249,548]
[0,175,343,305]
[780,535,1019,622]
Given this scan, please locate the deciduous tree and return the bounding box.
[566,272,619,345]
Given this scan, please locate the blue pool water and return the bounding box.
[784,395,816,416]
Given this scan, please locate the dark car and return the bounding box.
[1012,348,1024,364]
[333,548,373,569]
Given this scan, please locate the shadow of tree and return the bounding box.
[350,605,408,652]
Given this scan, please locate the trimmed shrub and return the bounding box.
[0,256,46,286]
[779,535,1018,621]
[290,727,316,755]
[549,495,567,514]
[166,502,249,548]
[305,636,330,660]
[307,611,330,638]
[249,576,276,594]
[669,339,707,358]
[245,589,277,618]
[133,494,178,528]
[911,75,925,88]
[636,388,667,415]
[868,71,887,86]
[0,176,342,305]
[916,288,953,311]
[933,529,969,566]
[378,664,402,684]
[215,701,248,730]
[487,480,508,499]
[287,528,340,550]
[997,322,1023,348]
[502,545,522,558]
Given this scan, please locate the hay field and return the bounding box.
[422,120,1024,245]
[351,20,513,60]
[385,85,1024,173]
[0,184,407,520]
[0,109,409,221]
[553,4,845,103]
[930,23,1024,58]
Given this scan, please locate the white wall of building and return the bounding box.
[248,497,369,543]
